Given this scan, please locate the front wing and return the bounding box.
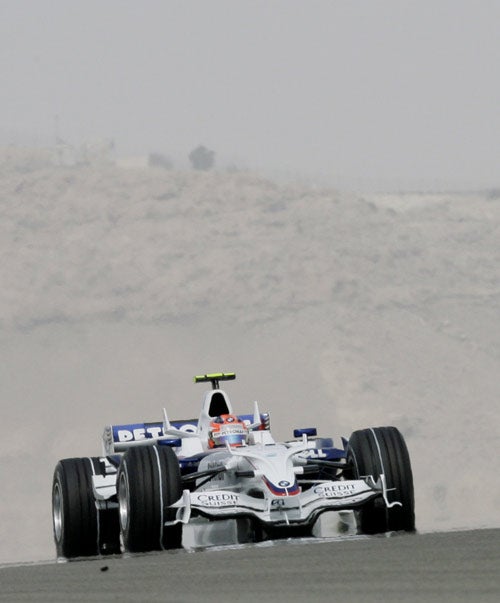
[169,477,394,527]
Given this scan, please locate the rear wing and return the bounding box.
[103,413,270,454]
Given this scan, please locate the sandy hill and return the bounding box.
[1,151,499,563]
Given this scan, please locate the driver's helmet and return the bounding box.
[208,414,249,448]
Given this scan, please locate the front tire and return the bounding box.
[347,426,415,534]
[117,446,182,553]
[52,458,99,558]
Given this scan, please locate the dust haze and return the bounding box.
[1,150,499,563]
[1,1,500,564]
[1,1,499,190]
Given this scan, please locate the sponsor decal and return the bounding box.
[194,493,239,507]
[117,427,162,442]
[314,483,357,498]
[115,422,197,442]
[298,449,328,459]
[206,460,225,481]
[207,461,224,469]
[264,477,301,496]
[178,424,197,434]
[219,424,245,436]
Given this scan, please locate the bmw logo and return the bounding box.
[278,480,290,487]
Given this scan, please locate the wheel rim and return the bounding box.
[118,471,129,532]
[53,481,63,542]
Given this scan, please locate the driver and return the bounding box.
[208,414,249,448]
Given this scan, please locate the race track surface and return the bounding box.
[1,529,498,602]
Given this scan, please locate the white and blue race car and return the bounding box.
[52,372,415,558]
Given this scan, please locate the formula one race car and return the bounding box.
[52,372,415,558]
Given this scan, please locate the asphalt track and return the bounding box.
[1,529,498,602]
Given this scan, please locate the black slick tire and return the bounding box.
[117,446,182,553]
[347,426,415,534]
[52,458,100,558]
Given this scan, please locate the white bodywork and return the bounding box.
[170,443,387,528]
[96,387,400,531]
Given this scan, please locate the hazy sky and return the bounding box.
[1,0,499,190]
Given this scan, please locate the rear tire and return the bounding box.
[117,446,182,553]
[52,458,99,558]
[347,426,415,534]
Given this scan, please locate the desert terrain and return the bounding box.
[1,148,499,563]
